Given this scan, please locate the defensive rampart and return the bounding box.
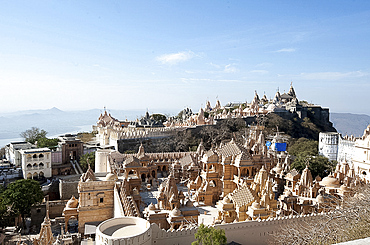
[151,213,324,245]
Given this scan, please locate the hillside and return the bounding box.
[121,112,337,154]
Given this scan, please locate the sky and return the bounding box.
[1,1,370,116]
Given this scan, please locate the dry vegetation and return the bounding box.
[77,131,97,143]
[270,185,370,245]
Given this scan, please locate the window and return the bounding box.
[100,198,104,203]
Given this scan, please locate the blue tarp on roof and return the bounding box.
[275,142,287,152]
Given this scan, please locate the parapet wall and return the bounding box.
[113,186,125,218]
[217,214,323,245]
[151,213,324,245]
[151,224,198,245]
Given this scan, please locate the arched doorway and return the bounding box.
[67,216,78,233]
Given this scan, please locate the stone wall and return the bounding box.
[30,200,68,231]
[151,213,324,245]
[59,179,79,200]
[217,214,322,245]
[113,187,125,218]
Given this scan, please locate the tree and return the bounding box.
[20,127,47,144]
[192,224,227,245]
[291,155,335,178]
[37,137,60,149]
[0,185,15,228]
[79,152,95,172]
[151,113,167,123]
[288,138,318,157]
[0,147,5,159]
[2,179,44,229]
[288,138,335,178]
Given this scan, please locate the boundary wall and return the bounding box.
[151,213,324,245]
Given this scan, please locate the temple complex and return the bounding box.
[25,117,363,245]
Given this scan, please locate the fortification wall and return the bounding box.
[217,214,322,245]
[151,213,324,245]
[151,224,198,245]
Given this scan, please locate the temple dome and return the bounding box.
[316,193,325,204]
[252,201,261,209]
[320,174,340,188]
[222,196,231,204]
[66,196,78,209]
[105,172,118,181]
[148,203,156,211]
[171,207,182,217]
[340,184,349,191]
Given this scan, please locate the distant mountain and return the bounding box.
[0,108,158,144]
[330,113,370,137]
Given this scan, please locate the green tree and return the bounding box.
[151,113,167,123]
[2,179,44,229]
[288,138,318,156]
[0,185,14,228]
[291,155,335,178]
[37,137,60,149]
[0,147,5,159]
[289,138,335,178]
[192,224,227,245]
[79,152,95,172]
[20,127,47,144]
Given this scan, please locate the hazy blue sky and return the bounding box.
[1,1,370,115]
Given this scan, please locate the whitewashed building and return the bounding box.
[5,142,35,166]
[20,148,52,179]
[352,125,370,180]
[318,132,339,161]
[337,135,356,163]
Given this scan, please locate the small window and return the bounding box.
[100,198,104,203]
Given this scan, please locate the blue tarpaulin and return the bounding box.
[266,141,271,149]
[275,142,287,152]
